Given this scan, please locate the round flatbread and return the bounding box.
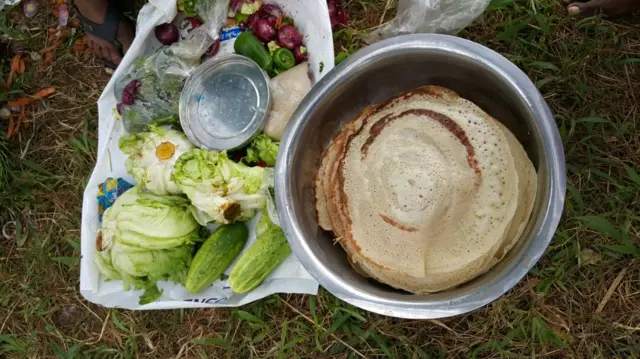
[315,105,378,234]
[314,86,537,293]
[483,117,537,268]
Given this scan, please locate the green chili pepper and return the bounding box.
[234,32,273,70]
[273,48,296,71]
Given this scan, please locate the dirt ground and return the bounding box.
[1,0,639,358]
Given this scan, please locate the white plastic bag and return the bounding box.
[170,0,228,60]
[365,0,491,43]
[81,0,335,310]
[113,0,231,133]
[0,0,19,10]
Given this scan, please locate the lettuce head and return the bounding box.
[119,126,194,196]
[172,149,272,225]
[95,187,200,304]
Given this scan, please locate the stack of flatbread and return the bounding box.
[314,86,537,293]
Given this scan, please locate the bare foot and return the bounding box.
[75,0,134,66]
[564,0,640,17]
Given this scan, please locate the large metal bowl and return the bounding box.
[275,34,566,319]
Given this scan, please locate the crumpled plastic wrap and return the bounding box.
[364,0,491,44]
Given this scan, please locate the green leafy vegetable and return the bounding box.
[240,0,262,15]
[139,284,163,305]
[95,187,200,304]
[244,134,279,167]
[109,242,194,299]
[335,51,349,65]
[119,126,194,196]
[235,12,250,24]
[148,115,181,130]
[267,41,281,55]
[179,0,200,17]
[172,149,272,225]
[282,16,294,26]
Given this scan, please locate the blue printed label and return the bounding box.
[185,297,229,304]
[221,26,243,41]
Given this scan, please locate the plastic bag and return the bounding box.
[114,0,229,133]
[0,0,19,10]
[84,0,334,310]
[171,0,229,60]
[114,48,200,133]
[364,0,491,44]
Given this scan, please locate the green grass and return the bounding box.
[1,0,640,357]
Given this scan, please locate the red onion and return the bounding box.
[277,25,302,50]
[294,46,308,63]
[122,80,141,105]
[259,4,283,18]
[231,0,243,11]
[205,39,221,58]
[155,23,180,45]
[327,0,349,30]
[244,7,277,29]
[265,15,277,27]
[124,79,141,91]
[253,19,277,42]
[122,93,134,106]
[243,12,259,29]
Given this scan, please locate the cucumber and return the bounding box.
[229,227,291,293]
[185,223,249,293]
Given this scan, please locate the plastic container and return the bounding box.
[180,55,271,150]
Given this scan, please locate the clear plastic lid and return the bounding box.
[179,54,271,150]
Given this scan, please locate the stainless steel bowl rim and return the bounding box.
[276,34,566,319]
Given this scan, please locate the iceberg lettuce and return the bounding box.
[172,149,272,225]
[119,126,194,195]
[95,187,199,304]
